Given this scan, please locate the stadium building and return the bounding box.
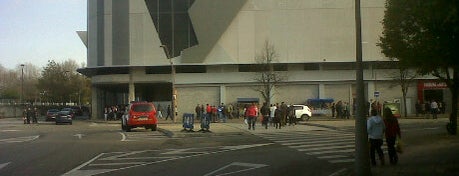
[78,0,450,119]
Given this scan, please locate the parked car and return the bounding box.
[292,105,312,121]
[71,106,83,116]
[121,101,158,132]
[61,108,75,119]
[56,111,73,125]
[46,109,60,121]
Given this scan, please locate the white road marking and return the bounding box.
[255,130,361,164]
[1,130,21,132]
[0,135,39,144]
[329,158,355,163]
[297,144,355,152]
[63,143,274,176]
[317,155,347,159]
[119,132,129,141]
[204,162,268,176]
[305,148,355,155]
[74,134,84,139]
[329,168,348,176]
[0,162,11,170]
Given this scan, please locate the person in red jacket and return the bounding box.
[245,102,258,130]
[383,107,401,165]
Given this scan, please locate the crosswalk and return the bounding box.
[119,131,171,141]
[255,130,387,164]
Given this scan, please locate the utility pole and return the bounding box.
[354,0,371,175]
[161,45,176,122]
[20,64,25,104]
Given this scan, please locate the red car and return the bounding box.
[121,102,158,132]
[46,109,60,121]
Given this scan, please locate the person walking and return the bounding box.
[260,102,270,129]
[274,105,282,129]
[280,102,288,126]
[367,109,385,166]
[166,105,172,121]
[32,107,38,123]
[415,100,422,117]
[269,104,276,126]
[331,103,336,118]
[287,104,296,126]
[431,100,439,119]
[157,104,163,119]
[246,102,258,130]
[383,107,401,165]
[195,104,201,121]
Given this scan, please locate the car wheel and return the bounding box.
[301,115,310,121]
[151,124,157,131]
[121,120,127,131]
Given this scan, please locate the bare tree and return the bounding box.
[385,61,418,117]
[253,41,285,105]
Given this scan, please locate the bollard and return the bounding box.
[182,113,194,132]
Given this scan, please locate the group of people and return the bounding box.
[23,106,39,124]
[195,103,235,123]
[246,102,298,130]
[331,101,352,119]
[103,105,125,121]
[367,107,402,166]
[415,100,445,119]
[193,102,298,130]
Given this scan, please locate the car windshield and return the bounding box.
[48,109,59,112]
[132,104,153,112]
[59,111,70,115]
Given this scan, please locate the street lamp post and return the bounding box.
[160,45,176,122]
[354,0,371,175]
[20,64,25,104]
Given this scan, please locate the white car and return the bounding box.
[292,105,312,121]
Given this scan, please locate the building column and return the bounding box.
[318,83,325,99]
[128,68,135,102]
[220,85,226,104]
[91,85,103,119]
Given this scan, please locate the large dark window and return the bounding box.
[176,65,206,73]
[304,63,320,70]
[322,62,356,70]
[146,66,171,74]
[144,0,198,58]
[96,67,129,75]
[238,64,288,72]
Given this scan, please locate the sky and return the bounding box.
[0,0,87,70]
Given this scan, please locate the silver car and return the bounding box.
[55,111,73,125]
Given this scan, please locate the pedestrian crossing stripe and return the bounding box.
[288,139,355,148]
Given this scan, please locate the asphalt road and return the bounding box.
[1,116,458,176]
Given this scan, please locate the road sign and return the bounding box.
[374,91,380,98]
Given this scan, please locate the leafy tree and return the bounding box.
[38,60,79,104]
[379,0,459,134]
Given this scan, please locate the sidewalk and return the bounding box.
[154,117,327,138]
[92,115,450,138]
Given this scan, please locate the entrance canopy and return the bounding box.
[307,98,334,104]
